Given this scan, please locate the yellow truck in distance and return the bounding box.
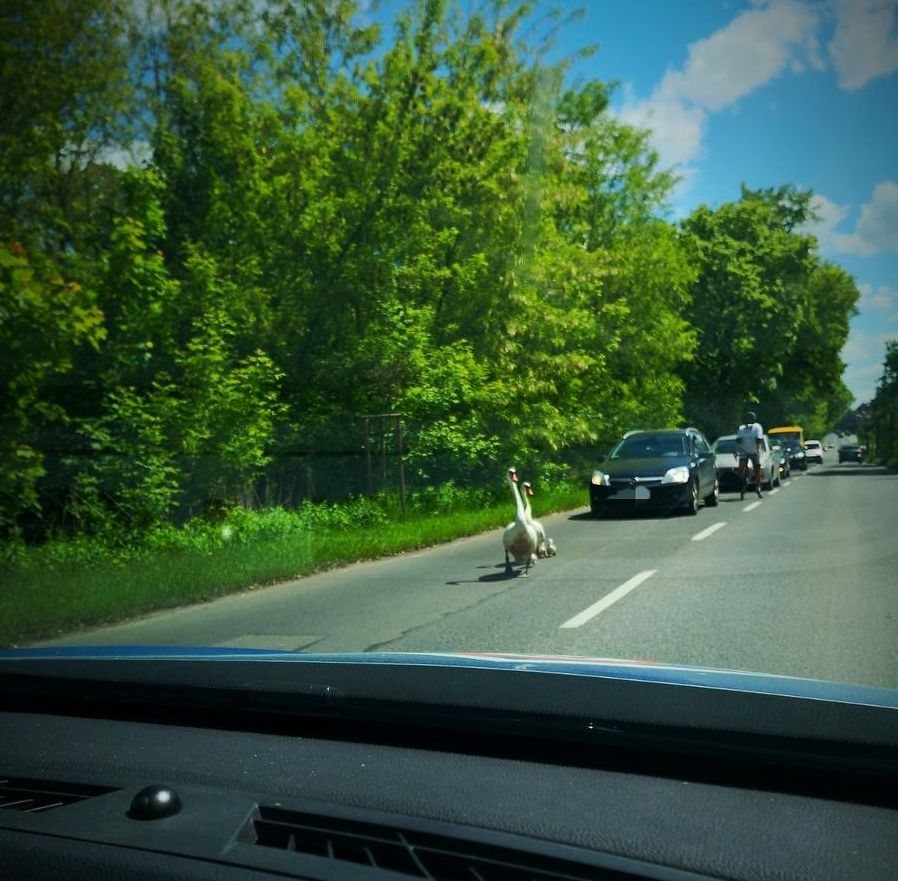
[768,425,806,471]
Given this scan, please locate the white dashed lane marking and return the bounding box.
[691,522,728,542]
[560,570,658,629]
[563,468,785,630]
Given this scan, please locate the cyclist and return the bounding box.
[736,410,764,500]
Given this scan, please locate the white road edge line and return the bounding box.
[691,522,728,542]
[768,488,780,495]
[743,501,762,512]
[781,480,792,487]
[560,570,657,629]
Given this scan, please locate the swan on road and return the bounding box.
[522,481,556,558]
[502,467,538,575]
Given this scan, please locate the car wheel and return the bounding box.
[590,497,606,518]
[774,469,781,487]
[685,478,699,516]
[704,476,719,507]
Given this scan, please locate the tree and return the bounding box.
[866,342,898,467]
[0,0,132,254]
[0,244,105,528]
[679,187,817,439]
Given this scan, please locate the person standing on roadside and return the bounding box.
[736,410,764,500]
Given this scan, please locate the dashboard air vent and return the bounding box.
[250,805,643,880]
[0,777,117,814]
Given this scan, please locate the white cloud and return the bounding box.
[855,180,898,252]
[842,325,898,402]
[858,282,898,312]
[805,29,826,70]
[655,1,820,112]
[807,192,875,255]
[828,0,898,90]
[616,1,821,172]
[843,359,886,403]
[614,1,898,187]
[806,181,898,256]
[845,329,897,394]
[616,88,707,170]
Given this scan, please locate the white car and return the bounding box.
[712,433,779,492]
[804,440,824,465]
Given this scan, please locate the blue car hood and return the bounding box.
[2,646,896,708]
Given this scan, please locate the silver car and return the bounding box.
[712,433,780,492]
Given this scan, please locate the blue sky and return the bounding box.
[556,0,898,405]
[379,0,898,404]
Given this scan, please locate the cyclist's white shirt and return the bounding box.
[736,422,763,455]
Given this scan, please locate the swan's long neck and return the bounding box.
[507,473,526,523]
[522,487,533,520]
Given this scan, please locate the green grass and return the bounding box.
[0,485,586,647]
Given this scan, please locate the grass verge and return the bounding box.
[0,485,585,647]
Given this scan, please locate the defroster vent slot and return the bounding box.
[0,776,117,814]
[249,805,652,880]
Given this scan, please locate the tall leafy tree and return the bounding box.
[865,342,898,467]
[679,186,817,439]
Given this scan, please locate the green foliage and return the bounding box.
[678,185,855,440]
[864,342,898,468]
[1,0,859,555]
[0,245,105,526]
[763,262,858,438]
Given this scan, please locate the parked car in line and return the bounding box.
[589,428,718,517]
[838,444,864,463]
[712,433,779,492]
[804,440,824,465]
[789,444,808,470]
[770,441,791,480]
[768,426,807,471]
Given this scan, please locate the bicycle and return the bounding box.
[737,454,762,500]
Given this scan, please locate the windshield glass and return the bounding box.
[713,439,738,454]
[610,435,689,459]
[771,431,803,446]
[2,0,897,705]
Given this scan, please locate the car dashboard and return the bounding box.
[2,652,897,881]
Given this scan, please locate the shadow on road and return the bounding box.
[446,569,522,586]
[570,508,684,522]
[810,466,894,478]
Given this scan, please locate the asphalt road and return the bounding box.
[40,452,898,689]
